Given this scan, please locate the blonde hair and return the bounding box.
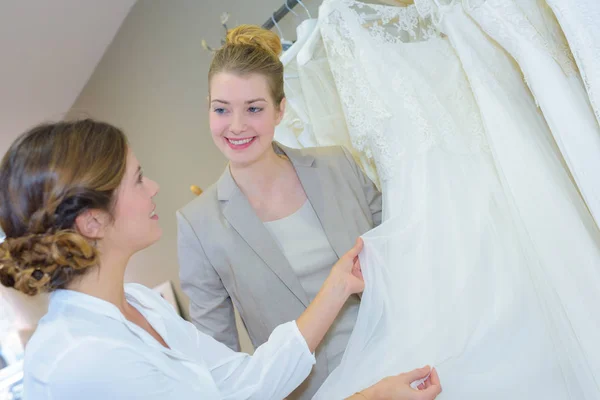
[208,25,285,106]
[0,119,128,295]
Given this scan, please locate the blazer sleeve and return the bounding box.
[340,146,383,227]
[177,210,241,351]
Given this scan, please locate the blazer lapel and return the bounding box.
[218,168,310,307]
[282,145,354,260]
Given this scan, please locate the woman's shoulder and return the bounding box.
[24,314,137,385]
[282,144,354,169]
[288,144,347,158]
[178,181,220,220]
[125,283,176,311]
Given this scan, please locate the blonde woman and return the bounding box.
[178,25,382,399]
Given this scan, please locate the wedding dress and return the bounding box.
[296,18,380,187]
[274,19,319,149]
[546,0,600,126]
[312,1,600,398]
[465,0,600,234]
[276,17,381,186]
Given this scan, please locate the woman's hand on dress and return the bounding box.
[326,238,365,297]
[359,366,442,400]
[296,238,365,352]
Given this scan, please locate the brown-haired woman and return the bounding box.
[0,119,440,399]
[177,24,383,399]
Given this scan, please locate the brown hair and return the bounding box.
[208,24,285,106]
[0,119,128,295]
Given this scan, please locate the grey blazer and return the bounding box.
[177,143,382,399]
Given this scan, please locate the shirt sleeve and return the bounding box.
[199,321,316,400]
[44,340,204,400]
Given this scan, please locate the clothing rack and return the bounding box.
[262,0,301,29]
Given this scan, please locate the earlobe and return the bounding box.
[74,210,105,240]
[276,97,287,124]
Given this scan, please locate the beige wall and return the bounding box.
[67,0,321,352]
[1,0,321,351]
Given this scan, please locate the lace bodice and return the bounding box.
[319,0,488,181]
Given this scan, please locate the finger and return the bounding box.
[352,257,361,271]
[399,365,431,383]
[352,260,364,280]
[345,237,364,261]
[421,372,434,390]
[418,369,442,398]
[419,383,442,398]
[428,368,441,387]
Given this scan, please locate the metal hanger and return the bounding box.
[271,14,294,51]
[296,0,312,18]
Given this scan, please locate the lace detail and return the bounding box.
[414,0,436,18]
[319,6,391,164]
[465,0,577,78]
[320,0,489,180]
[415,0,461,25]
[546,0,600,125]
[349,0,439,42]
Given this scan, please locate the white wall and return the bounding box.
[0,0,135,150]
[68,0,322,352]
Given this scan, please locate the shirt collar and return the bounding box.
[49,285,148,323]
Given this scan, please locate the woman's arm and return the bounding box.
[195,237,441,400]
[199,239,364,399]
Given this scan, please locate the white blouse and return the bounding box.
[23,283,315,400]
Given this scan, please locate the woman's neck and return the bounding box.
[229,146,291,198]
[67,249,131,313]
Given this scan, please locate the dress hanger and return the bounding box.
[296,0,312,18]
[201,12,231,52]
[282,0,317,66]
[271,14,294,52]
[284,0,301,20]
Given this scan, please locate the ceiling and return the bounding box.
[0,0,137,153]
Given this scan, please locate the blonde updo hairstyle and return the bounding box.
[208,25,285,107]
[0,119,128,296]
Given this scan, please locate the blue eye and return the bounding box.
[248,107,263,113]
[213,108,226,115]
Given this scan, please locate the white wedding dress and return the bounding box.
[274,19,319,149]
[311,1,600,399]
[275,17,381,187]
[547,0,600,126]
[466,0,600,235]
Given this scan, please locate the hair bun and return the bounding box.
[0,230,97,295]
[225,24,283,57]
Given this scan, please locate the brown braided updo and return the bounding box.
[0,119,127,295]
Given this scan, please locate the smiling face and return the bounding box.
[101,149,162,255]
[209,72,285,167]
